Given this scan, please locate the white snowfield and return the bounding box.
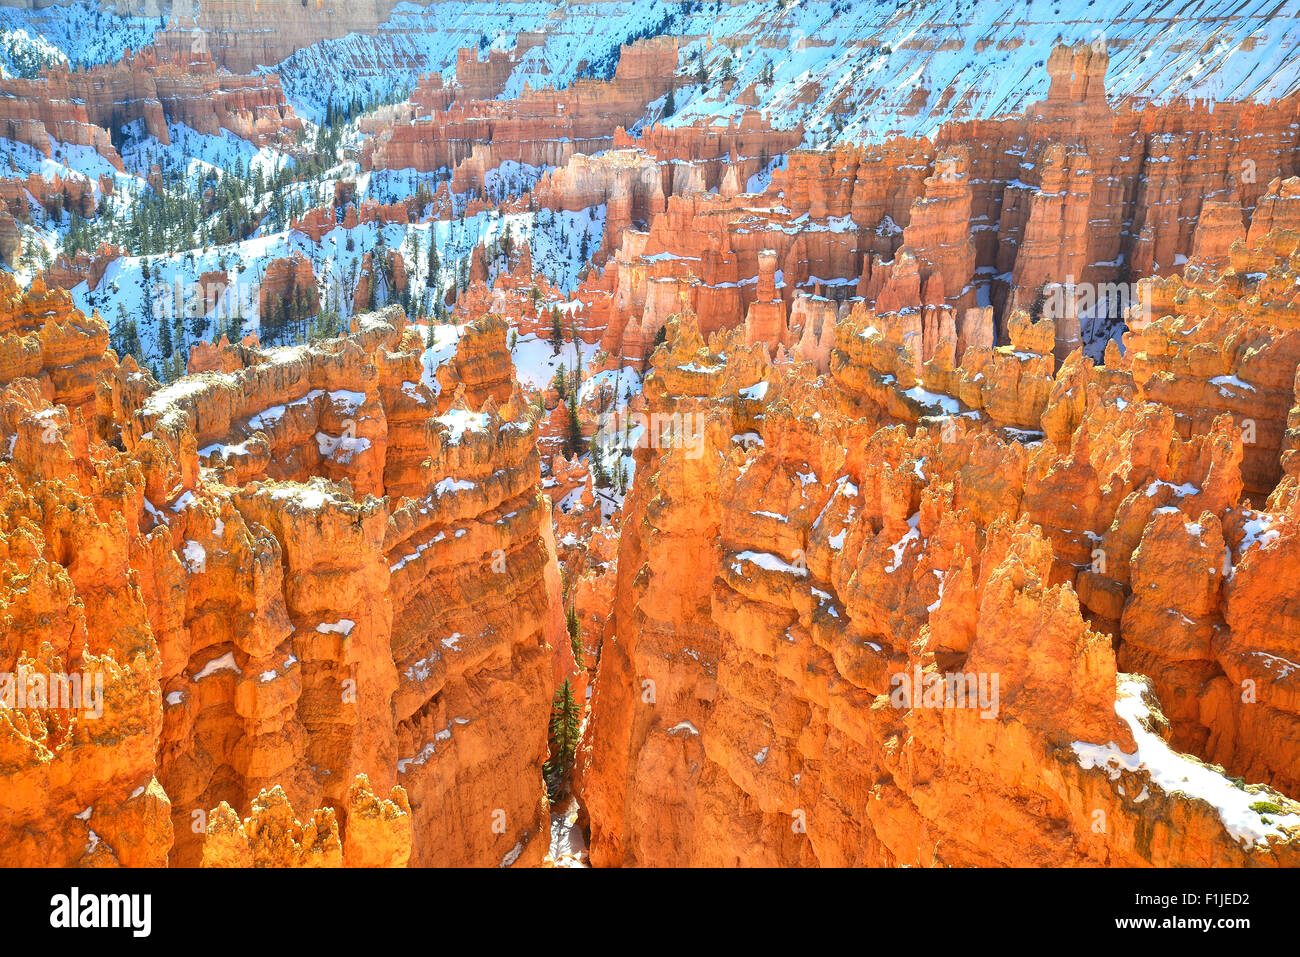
[1072,675,1300,847]
[261,0,1300,138]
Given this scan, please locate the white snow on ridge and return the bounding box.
[275,0,1300,143]
[732,549,807,578]
[1072,676,1300,847]
[182,539,206,573]
[436,409,490,444]
[193,651,240,680]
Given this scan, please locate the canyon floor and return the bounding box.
[1,0,1300,869]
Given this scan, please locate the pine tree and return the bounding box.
[566,606,583,670]
[550,306,563,355]
[431,232,447,283]
[589,429,611,487]
[157,308,172,358]
[551,679,581,762]
[542,678,582,803]
[565,386,583,457]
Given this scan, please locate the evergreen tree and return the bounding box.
[550,306,563,354]
[566,606,583,671]
[589,429,611,487]
[565,385,583,457]
[542,678,582,803]
[157,307,172,359]
[427,235,440,285]
[310,309,341,342]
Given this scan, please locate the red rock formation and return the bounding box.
[351,248,409,316]
[574,44,1299,372]
[0,274,113,413]
[43,244,124,293]
[0,47,302,168]
[589,138,932,364]
[201,773,413,867]
[575,311,1300,866]
[155,0,403,73]
[611,113,803,195]
[453,46,522,102]
[0,214,21,269]
[363,38,680,189]
[1126,181,1300,497]
[547,52,1300,860]
[0,285,564,867]
[1,172,97,222]
[258,254,320,330]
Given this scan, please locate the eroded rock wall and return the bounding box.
[0,285,561,866]
[576,310,1300,866]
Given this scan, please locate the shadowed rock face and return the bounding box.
[0,286,563,867]
[145,0,403,75]
[361,37,681,182]
[0,47,302,170]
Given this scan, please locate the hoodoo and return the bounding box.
[0,0,1299,890]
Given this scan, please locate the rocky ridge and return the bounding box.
[0,275,566,866]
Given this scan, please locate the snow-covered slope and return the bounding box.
[270,0,1300,139]
[0,3,158,75]
[72,193,604,371]
[5,0,1299,139]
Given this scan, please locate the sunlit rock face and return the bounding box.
[574,304,1300,867]
[556,51,1300,857]
[0,290,563,866]
[5,0,1300,871]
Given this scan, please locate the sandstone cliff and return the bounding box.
[575,312,1300,866]
[0,283,563,866]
